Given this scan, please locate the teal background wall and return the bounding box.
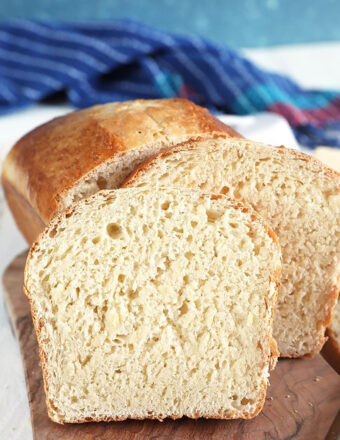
[0,0,338,48]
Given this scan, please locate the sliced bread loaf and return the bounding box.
[25,188,280,423]
[2,98,238,244]
[124,138,340,357]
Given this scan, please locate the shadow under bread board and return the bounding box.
[3,251,340,440]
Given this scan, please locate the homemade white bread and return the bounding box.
[124,138,340,358]
[25,188,280,424]
[322,301,340,374]
[2,98,239,244]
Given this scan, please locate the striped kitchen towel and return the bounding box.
[0,19,339,148]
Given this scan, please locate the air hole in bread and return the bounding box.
[206,209,222,223]
[130,206,136,215]
[128,289,138,300]
[92,237,100,244]
[254,246,261,256]
[107,223,123,239]
[49,227,57,238]
[199,182,208,190]
[97,176,107,190]
[179,301,189,316]
[234,182,244,199]
[161,201,170,211]
[79,354,92,367]
[255,182,263,192]
[241,398,254,405]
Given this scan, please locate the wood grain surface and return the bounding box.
[3,251,340,440]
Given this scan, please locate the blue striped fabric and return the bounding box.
[0,19,339,148]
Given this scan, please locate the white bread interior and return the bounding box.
[25,188,280,423]
[124,138,340,357]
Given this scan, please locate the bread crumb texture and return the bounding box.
[25,188,280,423]
[125,138,340,357]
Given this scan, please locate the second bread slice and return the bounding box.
[124,138,340,357]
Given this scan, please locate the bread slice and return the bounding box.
[322,301,340,374]
[25,187,280,424]
[124,138,340,358]
[2,98,239,244]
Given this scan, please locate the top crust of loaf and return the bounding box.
[2,99,238,224]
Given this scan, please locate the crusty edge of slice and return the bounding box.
[122,139,340,190]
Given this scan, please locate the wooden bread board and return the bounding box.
[3,251,340,440]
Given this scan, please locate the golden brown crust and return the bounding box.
[2,99,239,243]
[47,405,264,424]
[24,189,279,424]
[2,179,45,244]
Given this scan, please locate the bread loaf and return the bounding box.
[25,187,280,423]
[124,138,340,358]
[2,98,238,244]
